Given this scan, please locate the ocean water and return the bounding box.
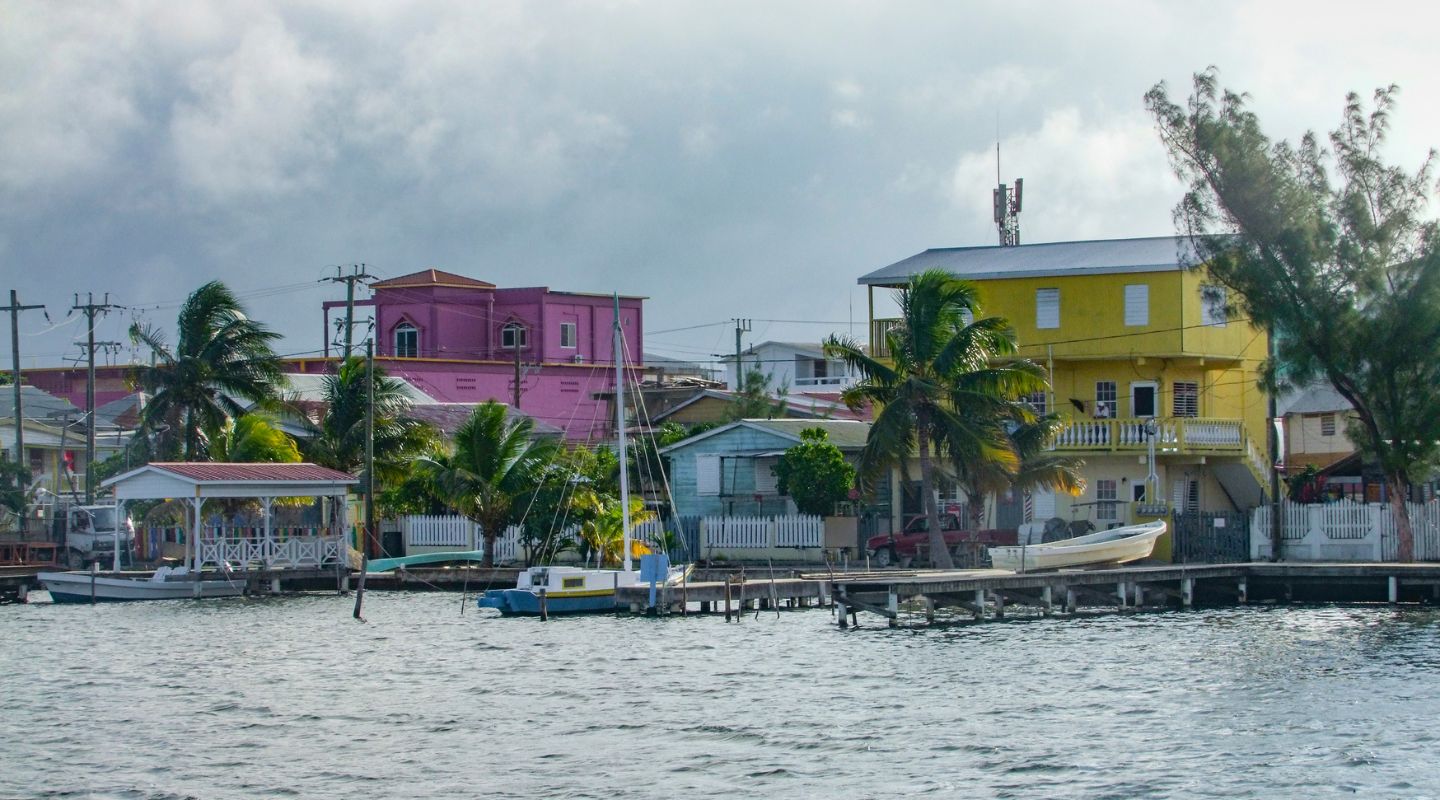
[3,594,1439,799]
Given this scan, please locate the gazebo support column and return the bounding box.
[112,499,125,573]
[262,497,280,593]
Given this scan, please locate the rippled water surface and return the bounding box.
[4,594,1440,799]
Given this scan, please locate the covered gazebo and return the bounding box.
[102,462,358,574]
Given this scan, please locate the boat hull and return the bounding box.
[39,572,246,603]
[987,521,1167,573]
[478,588,618,615]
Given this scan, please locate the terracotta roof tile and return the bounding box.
[371,269,495,290]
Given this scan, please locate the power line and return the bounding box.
[72,292,122,504]
[2,290,47,465]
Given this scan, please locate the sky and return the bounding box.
[2,0,1438,373]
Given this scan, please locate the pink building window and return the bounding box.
[501,323,528,349]
[394,323,418,358]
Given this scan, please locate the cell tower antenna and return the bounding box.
[992,134,1023,247]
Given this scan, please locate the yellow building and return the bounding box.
[859,236,1272,546]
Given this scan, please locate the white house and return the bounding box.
[722,341,859,395]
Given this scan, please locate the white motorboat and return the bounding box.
[38,566,245,603]
[987,519,1167,573]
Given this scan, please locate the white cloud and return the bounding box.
[169,16,339,201]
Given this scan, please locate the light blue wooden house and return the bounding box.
[659,419,870,518]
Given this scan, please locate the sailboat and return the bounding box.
[477,294,689,616]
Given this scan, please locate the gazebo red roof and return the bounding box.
[145,462,357,483]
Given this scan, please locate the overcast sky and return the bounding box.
[3,0,1437,371]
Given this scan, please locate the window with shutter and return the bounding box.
[753,459,779,495]
[1033,488,1056,520]
[696,455,721,496]
[1036,288,1060,329]
[1173,381,1198,417]
[1124,284,1149,326]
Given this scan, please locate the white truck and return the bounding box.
[61,504,135,569]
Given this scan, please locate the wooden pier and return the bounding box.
[830,562,1440,627]
[616,575,830,618]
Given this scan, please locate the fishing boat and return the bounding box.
[37,566,245,603]
[987,519,1167,573]
[478,294,688,616]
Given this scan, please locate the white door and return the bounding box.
[1130,381,1158,418]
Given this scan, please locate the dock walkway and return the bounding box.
[830,562,1440,627]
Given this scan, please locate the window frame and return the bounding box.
[393,322,419,358]
[559,321,577,349]
[1095,380,1117,419]
[501,322,528,350]
[1173,381,1199,418]
[1035,288,1060,329]
[1320,413,1336,437]
[1096,479,1118,520]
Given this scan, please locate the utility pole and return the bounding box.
[323,264,376,359]
[72,293,121,504]
[354,338,376,621]
[512,324,523,410]
[3,290,45,468]
[1268,330,1283,561]
[732,318,751,389]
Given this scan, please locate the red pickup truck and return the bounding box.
[865,513,1018,567]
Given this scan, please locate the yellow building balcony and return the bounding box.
[1051,417,1247,454]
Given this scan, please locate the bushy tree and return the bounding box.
[725,366,787,421]
[210,414,301,463]
[1147,69,1440,559]
[302,356,438,488]
[0,458,30,515]
[774,428,856,516]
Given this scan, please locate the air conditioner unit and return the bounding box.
[572,354,585,364]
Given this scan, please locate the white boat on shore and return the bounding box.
[38,566,245,603]
[988,520,1167,573]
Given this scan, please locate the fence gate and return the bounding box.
[1172,509,1249,564]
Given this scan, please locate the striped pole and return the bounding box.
[1023,489,1034,523]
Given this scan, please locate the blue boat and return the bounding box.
[478,566,628,615]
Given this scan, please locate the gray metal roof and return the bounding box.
[858,235,1204,286]
[658,418,871,455]
[1281,383,1352,415]
[0,385,80,422]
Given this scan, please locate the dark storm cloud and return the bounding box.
[2,0,1436,367]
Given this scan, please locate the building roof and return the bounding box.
[371,269,496,290]
[658,419,871,455]
[0,385,81,422]
[405,403,564,438]
[278,372,437,405]
[135,462,357,483]
[858,235,1205,286]
[95,392,145,429]
[1282,383,1353,415]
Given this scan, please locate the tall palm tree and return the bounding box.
[129,281,284,459]
[825,269,1046,569]
[949,413,1086,529]
[302,356,436,487]
[414,402,559,566]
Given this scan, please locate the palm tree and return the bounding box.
[302,356,437,487]
[825,269,1046,569]
[949,413,1085,529]
[570,488,656,567]
[210,413,302,464]
[414,402,559,566]
[129,281,284,459]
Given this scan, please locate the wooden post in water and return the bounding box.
[1181,577,1194,608]
[993,591,1005,620]
[887,588,899,628]
[1065,587,1077,614]
[89,561,97,604]
[1041,585,1053,616]
[973,588,985,621]
[724,578,732,622]
[539,588,548,621]
[1238,578,1248,604]
[1388,576,1399,604]
[681,568,688,616]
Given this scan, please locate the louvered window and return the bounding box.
[1124,284,1149,326]
[1036,288,1060,329]
[754,459,779,495]
[1320,414,1336,436]
[1173,381,1198,417]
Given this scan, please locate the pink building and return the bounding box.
[308,268,645,440]
[26,269,646,442]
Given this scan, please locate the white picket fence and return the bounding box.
[400,515,526,563]
[701,515,823,549]
[1252,500,1440,561]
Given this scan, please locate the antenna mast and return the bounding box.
[992,142,1023,247]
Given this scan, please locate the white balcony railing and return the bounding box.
[1051,417,1244,453]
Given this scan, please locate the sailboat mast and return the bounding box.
[614,293,633,573]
